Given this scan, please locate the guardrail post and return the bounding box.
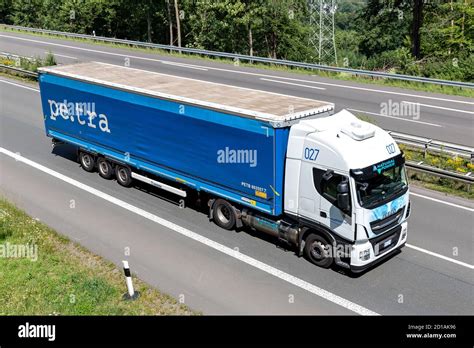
[122,260,140,300]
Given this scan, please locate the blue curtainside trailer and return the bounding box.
[38,62,331,216]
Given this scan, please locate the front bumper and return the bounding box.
[350,222,408,273]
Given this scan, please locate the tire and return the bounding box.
[212,199,236,230]
[79,152,95,172]
[304,233,334,268]
[97,157,114,179]
[115,165,133,187]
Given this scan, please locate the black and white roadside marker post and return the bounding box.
[122,260,140,300]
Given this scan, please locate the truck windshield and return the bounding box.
[355,164,408,209]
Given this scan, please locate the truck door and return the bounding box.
[297,159,322,223]
[314,169,353,240]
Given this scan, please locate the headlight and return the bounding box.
[405,201,411,219]
[359,249,370,261]
[401,225,407,240]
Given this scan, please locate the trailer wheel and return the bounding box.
[212,199,236,230]
[79,152,95,172]
[97,158,114,179]
[304,233,334,268]
[115,165,133,187]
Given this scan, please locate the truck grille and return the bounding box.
[370,207,404,235]
[369,225,402,256]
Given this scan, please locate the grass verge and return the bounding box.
[1,51,56,71]
[0,70,38,84]
[407,173,473,200]
[1,26,472,98]
[0,198,196,315]
[400,144,473,174]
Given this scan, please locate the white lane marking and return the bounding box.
[260,78,326,90]
[347,108,443,127]
[0,147,378,316]
[406,244,474,269]
[402,101,474,115]
[1,33,473,106]
[410,192,474,212]
[0,78,39,92]
[45,51,77,60]
[161,61,208,71]
[0,34,172,62]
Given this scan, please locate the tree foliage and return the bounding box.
[1,0,472,81]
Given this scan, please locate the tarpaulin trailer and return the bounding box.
[38,62,334,216]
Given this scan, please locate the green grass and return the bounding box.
[0,198,197,315]
[1,25,473,98]
[0,51,56,72]
[400,144,474,174]
[407,173,473,200]
[0,70,38,83]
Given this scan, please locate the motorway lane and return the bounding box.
[1,78,473,314]
[0,30,473,146]
[0,155,355,315]
[2,78,473,265]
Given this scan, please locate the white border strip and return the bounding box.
[348,108,443,128]
[0,146,379,316]
[0,78,39,92]
[410,192,474,212]
[402,101,474,115]
[261,78,326,90]
[406,244,474,269]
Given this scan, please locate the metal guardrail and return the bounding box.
[0,64,38,78]
[389,131,474,160]
[1,24,473,89]
[406,161,473,184]
[0,51,38,77]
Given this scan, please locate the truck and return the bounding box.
[38,61,410,272]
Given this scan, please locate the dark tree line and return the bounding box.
[0,0,472,81]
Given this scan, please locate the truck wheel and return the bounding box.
[97,158,114,179]
[212,199,236,230]
[79,152,95,172]
[304,233,334,268]
[115,165,133,187]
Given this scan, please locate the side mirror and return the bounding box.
[337,181,349,194]
[337,178,350,212]
[337,192,350,213]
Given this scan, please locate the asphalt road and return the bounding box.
[0,30,473,146]
[0,78,473,315]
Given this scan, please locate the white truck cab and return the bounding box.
[284,110,410,272]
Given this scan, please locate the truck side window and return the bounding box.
[322,176,340,202]
[313,168,351,212]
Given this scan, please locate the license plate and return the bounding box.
[383,239,392,248]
